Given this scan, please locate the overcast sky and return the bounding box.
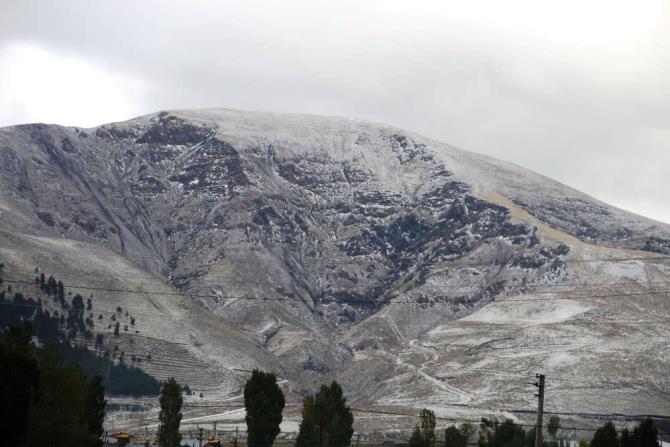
[1,0,669,223]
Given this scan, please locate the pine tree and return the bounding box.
[620,428,633,447]
[478,419,528,447]
[296,381,354,447]
[29,342,108,447]
[72,294,85,310]
[632,418,659,447]
[592,422,618,447]
[445,424,471,447]
[409,408,436,447]
[158,378,183,447]
[85,375,106,447]
[47,276,57,297]
[548,416,560,441]
[0,322,40,447]
[244,369,285,447]
[57,281,65,303]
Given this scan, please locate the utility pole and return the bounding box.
[197,427,204,447]
[534,374,546,447]
[234,426,238,447]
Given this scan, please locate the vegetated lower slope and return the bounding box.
[0,266,164,396]
[0,109,668,416]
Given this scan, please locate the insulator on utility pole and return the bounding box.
[534,374,546,447]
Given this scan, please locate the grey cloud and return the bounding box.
[1,0,668,222]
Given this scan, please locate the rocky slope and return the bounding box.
[0,109,669,423]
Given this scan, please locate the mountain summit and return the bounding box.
[0,109,668,417]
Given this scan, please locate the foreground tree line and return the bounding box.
[0,316,662,447]
[156,370,354,447]
[1,322,106,447]
[407,408,661,447]
[154,375,663,447]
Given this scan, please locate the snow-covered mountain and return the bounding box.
[0,109,668,421]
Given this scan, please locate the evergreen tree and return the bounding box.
[46,276,57,297]
[72,294,85,310]
[28,342,105,447]
[296,381,354,447]
[479,419,528,447]
[620,428,633,447]
[57,281,65,303]
[114,321,120,336]
[409,409,436,447]
[632,418,659,447]
[592,422,618,447]
[548,416,561,441]
[39,273,45,290]
[244,369,285,447]
[445,424,471,447]
[0,322,40,447]
[158,378,183,447]
[32,307,61,342]
[64,294,87,338]
[84,375,106,447]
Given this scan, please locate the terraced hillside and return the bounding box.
[0,109,668,423]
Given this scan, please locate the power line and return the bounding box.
[9,266,670,295]
[30,400,670,433]
[5,277,670,308]
[1,300,669,328]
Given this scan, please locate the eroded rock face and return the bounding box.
[0,110,667,324]
[1,109,669,414]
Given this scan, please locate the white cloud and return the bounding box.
[0,42,149,127]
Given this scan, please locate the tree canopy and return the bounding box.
[158,377,183,447]
[296,381,354,447]
[478,418,529,447]
[409,408,436,447]
[592,422,619,447]
[244,369,285,447]
[445,423,473,447]
[0,322,106,447]
[547,416,561,440]
[595,419,660,447]
[0,322,40,446]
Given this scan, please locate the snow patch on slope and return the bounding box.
[461,297,592,325]
[601,260,647,281]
